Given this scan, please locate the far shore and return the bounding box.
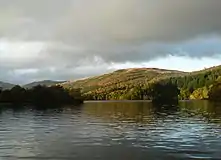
[0,99,214,107]
[84,99,208,103]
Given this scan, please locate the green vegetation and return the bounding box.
[161,66,221,100]
[208,81,221,101]
[60,66,221,102]
[0,85,83,108]
[148,82,179,105]
[61,68,183,100]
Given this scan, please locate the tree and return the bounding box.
[10,85,26,104]
[0,85,83,107]
[148,82,180,105]
[208,82,221,101]
[190,87,209,100]
[0,90,11,103]
[179,89,191,100]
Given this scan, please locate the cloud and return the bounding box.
[55,0,221,42]
[1,0,221,83]
[0,63,113,85]
[50,0,221,62]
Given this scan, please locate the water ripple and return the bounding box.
[0,101,221,159]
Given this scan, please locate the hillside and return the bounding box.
[61,65,221,100]
[0,81,15,90]
[62,68,184,89]
[23,80,66,89]
[2,65,221,100]
[163,65,221,100]
[61,68,185,99]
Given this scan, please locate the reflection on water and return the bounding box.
[0,101,221,160]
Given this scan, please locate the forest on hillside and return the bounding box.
[61,66,221,101]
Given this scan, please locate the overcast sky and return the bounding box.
[1,0,221,84]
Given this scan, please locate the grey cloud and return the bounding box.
[1,1,221,46]
[1,0,221,83]
[49,0,221,62]
[54,0,221,43]
[1,0,221,42]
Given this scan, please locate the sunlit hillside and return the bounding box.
[60,65,221,100]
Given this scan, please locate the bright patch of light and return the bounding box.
[12,68,39,75]
[0,39,46,60]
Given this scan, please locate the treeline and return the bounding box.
[163,68,221,100]
[0,85,83,107]
[82,81,180,102]
[80,67,221,101]
[2,66,221,105]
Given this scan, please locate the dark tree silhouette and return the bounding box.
[208,82,221,101]
[10,85,26,104]
[148,82,180,106]
[0,85,83,108]
[0,90,12,103]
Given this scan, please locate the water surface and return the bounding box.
[0,101,221,160]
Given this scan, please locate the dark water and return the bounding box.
[0,101,221,160]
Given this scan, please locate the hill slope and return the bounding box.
[0,81,15,90]
[61,65,221,100]
[61,68,185,99]
[23,80,66,89]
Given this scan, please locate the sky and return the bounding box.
[1,0,221,84]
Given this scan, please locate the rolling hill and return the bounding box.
[60,65,221,100]
[23,80,66,89]
[61,68,186,99]
[2,65,221,100]
[61,68,184,88]
[0,81,15,90]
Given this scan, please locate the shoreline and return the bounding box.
[84,99,208,103]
